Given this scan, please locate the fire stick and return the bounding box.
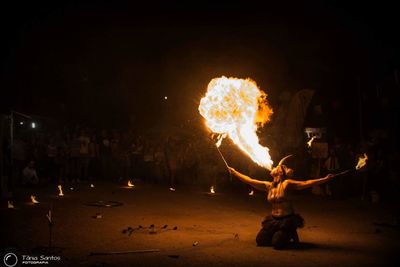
[215,146,232,181]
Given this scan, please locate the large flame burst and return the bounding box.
[199,76,274,169]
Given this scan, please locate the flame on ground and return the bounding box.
[199,76,273,169]
[356,153,368,170]
[210,186,215,194]
[58,185,64,196]
[31,195,39,204]
[307,136,316,148]
[128,180,134,187]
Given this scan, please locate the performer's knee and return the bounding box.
[256,229,272,247]
[272,230,290,250]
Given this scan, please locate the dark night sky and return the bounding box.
[1,1,399,129]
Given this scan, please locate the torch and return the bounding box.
[331,153,368,178]
[210,134,232,180]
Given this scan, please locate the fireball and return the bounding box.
[199,76,273,169]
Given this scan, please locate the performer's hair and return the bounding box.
[271,165,293,179]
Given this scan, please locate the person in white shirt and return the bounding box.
[22,160,39,185]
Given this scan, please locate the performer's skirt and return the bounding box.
[256,214,304,249]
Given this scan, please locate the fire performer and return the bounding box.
[228,155,334,250]
[199,76,366,250]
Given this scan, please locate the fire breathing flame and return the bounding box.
[58,185,64,196]
[249,190,254,196]
[210,186,215,194]
[199,76,274,169]
[356,153,368,170]
[31,195,39,204]
[128,180,134,187]
[307,136,316,148]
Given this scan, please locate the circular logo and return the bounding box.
[3,253,18,267]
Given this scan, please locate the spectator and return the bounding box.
[78,129,90,181]
[99,130,112,180]
[22,160,39,186]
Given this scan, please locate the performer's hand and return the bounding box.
[228,167,236,174]
[326,174,335,180]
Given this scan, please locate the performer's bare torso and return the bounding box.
[267,181,294,217]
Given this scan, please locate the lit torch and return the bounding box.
[355,153,368,170]
[199,76,274,170]
[307,136,316,148]
[128,180,134,188]
[58,185,64,196]
[332,153,368,177]
[210,186,215,194]
[8,201,14,209]
[249,190,254,196]
[31,195,39,204]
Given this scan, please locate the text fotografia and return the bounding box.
[21,255,61,265]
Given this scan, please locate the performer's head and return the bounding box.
[270,155,293,183]
[270,165,293,182]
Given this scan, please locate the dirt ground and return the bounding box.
[1,180,399,267]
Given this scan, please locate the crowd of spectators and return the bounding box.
[5,124,399,203]
[9,126,230,190]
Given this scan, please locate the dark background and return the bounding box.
[1,1,399,137]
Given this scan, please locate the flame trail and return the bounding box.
[199,76,273,169]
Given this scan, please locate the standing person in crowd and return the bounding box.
[99,130,112,180]
[22,160,39,186]
[88,134,100,181]
[165,136,181,188]
[12,137,27,185]
[78,129,90,181]
[142,138,155,183]
[68,132,81,183]
[131,136,144,178]
[120,132,132,181]
[323,147,340,197]
[111,130,123,181]
[57,135,69,183]
[182,140,199,185]
[46,137,58,183]
[154,141,168,184]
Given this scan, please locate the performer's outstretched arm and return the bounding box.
[286,174,335,190]
[228,167,271,191]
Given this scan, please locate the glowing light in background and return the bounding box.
[210,186,215,194]
[31,195,39,204]
[58,185,64,196]
[307,136,316,148]
[356,153,368,170]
